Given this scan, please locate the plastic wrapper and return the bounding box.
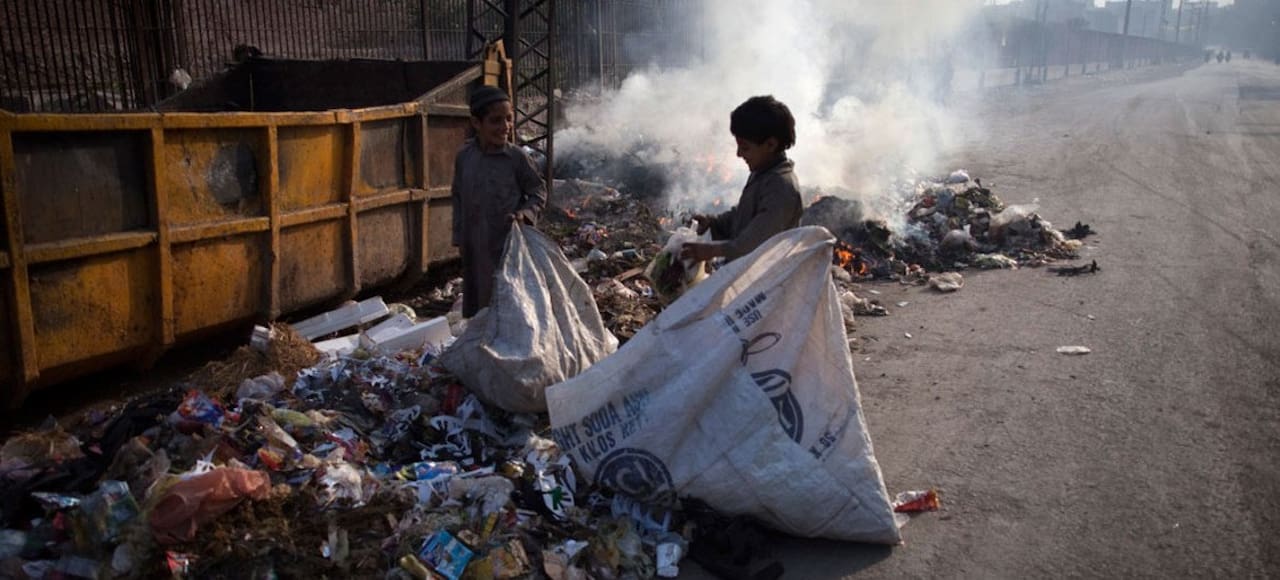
[77,480,139,545]
[236,372,285,401]
[168,390,225,432]
[928,272,965,293]
[317,461,373,507]
[149,467,270,544]
[892,489,941,513]
[656,542,684,578]
[419,530,474,580]
[395,461,460,482]
[643,225,709,302]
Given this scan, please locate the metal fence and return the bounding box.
[0,0,703,113]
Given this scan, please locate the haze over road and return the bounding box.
[687,60,1280,579]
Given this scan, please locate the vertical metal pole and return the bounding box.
[1175,0,1184,44]
[2,0,27,107]
[421,0,432,60]
[505,0,518,117]
[546,0,555,191]
[596,0,604,94]
[1158,0,1169,41]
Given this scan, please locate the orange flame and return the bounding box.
[834,242,871,276]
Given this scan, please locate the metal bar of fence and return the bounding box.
[3,1,27,108]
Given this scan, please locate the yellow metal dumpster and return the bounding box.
[0,56,495,407]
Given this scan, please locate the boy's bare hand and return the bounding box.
[680,241,723,262]
[509,208,536,225]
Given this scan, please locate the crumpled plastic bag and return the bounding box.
[149,467,270,544]
[643,225,709,302]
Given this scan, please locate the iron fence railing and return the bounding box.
[1,0,704,113]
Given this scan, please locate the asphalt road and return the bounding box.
[685,60,1280,578]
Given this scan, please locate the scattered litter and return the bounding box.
[1049,260,1100,277]
[419,530,474,580]
[292,296,390,340]
[904,332,913,339]
[1064,221,1096,240]
[893,489,942,513]
[929,272,965,293]
[149,467,271,544]
[896,301,910,308]
[973,253,1019,270]
[1057,346,1092,355]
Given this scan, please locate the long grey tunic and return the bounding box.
[451,140,547,317]
[707,158,803,261]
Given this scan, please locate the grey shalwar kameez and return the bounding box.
[451,140,547,317]
[706,157,803,261]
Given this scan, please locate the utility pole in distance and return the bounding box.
[1123,0,1134,67]
[1175,0,1184,43]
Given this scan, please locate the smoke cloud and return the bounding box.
[556,0,986,223]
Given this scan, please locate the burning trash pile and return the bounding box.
[804,170,1093,281]
[0,321,733,579]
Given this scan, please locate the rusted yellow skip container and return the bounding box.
[0,57,494,407]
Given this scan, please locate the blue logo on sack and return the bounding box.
[752,370,804,443]
[595,447,676,506]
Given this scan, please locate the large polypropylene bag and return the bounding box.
[546,226,900,543]
[441,223,618,413]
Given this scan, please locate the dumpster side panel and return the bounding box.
[427,198,457,263]
[427,117,469,189]
[12,132,150,244]
[29,251,156,369]
[358,119,409,195]
[279,221,346,312]
[278,126,343,211]
[173,235,268,336]
[358,206,411,288]
[425,113,468,263]
[164,129,265,224]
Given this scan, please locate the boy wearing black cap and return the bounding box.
[452,86,547,318]
[681,95,803,263]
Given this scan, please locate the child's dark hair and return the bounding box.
[730,95,796,150]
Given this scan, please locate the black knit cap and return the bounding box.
[469,86,510,117]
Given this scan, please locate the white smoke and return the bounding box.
[556,0,985,221]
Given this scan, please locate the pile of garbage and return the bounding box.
[4,172,1015,579]
[0,318,719,579]
[803,170,1093,280]
[540,179,669,343]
